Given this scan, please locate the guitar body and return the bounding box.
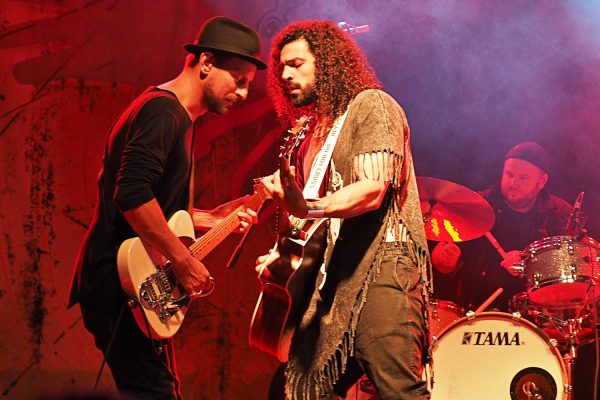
[117,210,195,339]
[249,218,327,361]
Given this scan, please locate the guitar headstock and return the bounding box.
[279,115,312,160]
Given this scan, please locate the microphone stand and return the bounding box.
[564,191,584,236]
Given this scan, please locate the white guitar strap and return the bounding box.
[301,110,348,292]
[302,110,349,200]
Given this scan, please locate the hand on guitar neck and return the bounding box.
[258,115,312,219]
[261,167,309,218]
[192,195,259,233]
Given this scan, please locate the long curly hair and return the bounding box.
[268,20,381,126]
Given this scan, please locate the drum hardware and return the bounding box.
[512,311,523,321]
[510,291,600,400]
[511,262,526,276]
[564,191,585,237]
[526,309,570,329]
[522,381,542,400]
[510,367,558,400]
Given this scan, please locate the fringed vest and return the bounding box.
[285,89,432,399]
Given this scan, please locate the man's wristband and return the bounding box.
[306,208,325,218]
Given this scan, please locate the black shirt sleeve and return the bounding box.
[114,98,179,211]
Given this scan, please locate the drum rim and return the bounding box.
[527,276,598,307]
[513,291,596,311]
[429,298,464,312]
[528,275,597,288]
[525,234,600,254]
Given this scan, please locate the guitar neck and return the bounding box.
[188,192,264,261]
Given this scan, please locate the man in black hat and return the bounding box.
[68,16,265,399]
[431,141,572,311]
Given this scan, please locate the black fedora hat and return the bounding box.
[184,16,267,70]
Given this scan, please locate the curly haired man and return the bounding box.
[259,20,432,400]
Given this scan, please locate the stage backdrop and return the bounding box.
[1,1,599,399]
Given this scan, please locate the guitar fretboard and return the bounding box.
[188,190,266,260]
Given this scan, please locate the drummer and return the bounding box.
[431,141,572,311]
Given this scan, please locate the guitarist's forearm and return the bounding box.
[307,180,389,219]
[123,199,193,265]
[192,195,253,231]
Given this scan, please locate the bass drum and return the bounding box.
[430,312,568,400]
[429,299,464,338]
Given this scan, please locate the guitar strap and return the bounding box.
[302,110,349,200]
[302,110,348,291]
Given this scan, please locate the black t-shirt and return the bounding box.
[69,87,193,306]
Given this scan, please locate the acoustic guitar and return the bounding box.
[249,115,329,362]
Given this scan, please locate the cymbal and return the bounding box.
[416,177,495,242]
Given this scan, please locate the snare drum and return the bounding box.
[429,299,463,338]
[523,236,600,307]
[431,312,568,400]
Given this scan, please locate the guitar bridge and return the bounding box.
[139,268,182,322]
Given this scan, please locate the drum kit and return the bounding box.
[343,177,600,400]
[420,177,600,400]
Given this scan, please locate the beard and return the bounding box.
[205,83,229,115]
[290,82,317,107]
[501,186,539,210]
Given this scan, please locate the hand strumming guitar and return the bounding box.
[261,166,308,218]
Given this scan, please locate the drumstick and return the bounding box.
[484,231,507,259]
[475,287,504,313]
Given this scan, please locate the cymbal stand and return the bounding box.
[562,318,582,399]
[553,288,595,399]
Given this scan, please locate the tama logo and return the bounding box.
[462,331,521,346]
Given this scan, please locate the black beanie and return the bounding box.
[505,141,550,174]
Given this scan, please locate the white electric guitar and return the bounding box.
[117,116,312,340]
[117,184,270,339]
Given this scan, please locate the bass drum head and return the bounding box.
[430,312,567,400]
